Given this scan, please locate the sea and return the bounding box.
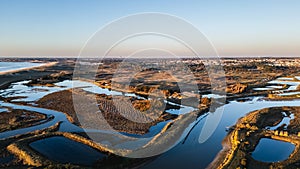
[0,62,43,73]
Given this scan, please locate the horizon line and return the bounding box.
[1,55,300,59]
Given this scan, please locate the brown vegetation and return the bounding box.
[226,83,247,94]
[37,89,177,135]
[0,109,47,132]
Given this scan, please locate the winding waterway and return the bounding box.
[0,80,196,140]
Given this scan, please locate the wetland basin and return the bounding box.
[29,136,106,166]
[251,138,295,162]
[2,76,300,168]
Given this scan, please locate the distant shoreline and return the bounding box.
[0,62,58,75]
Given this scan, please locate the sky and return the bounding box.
[0,0,300,57]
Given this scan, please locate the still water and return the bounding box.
[251,138,295,162]
[30,136,106,165]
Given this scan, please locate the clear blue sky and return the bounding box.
[0,0,300,57]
